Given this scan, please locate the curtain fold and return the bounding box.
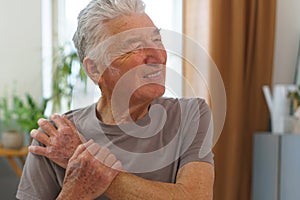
[209,1,276,200]
[183,0,276,200]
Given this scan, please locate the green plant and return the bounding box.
[0,93,48,133]
[287,85,300,114]
[0,95,17,131]
[51,47,87,112]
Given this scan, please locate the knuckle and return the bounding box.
[92,159,100,166]
[59,126,71,133]
[37,118,46,125]
[78,144,85,151]
[80,153,90,162]
[51,114,59,120]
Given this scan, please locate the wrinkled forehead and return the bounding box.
[88,27,162,62]
[103,27,160,46]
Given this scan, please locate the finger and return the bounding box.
[62,115,86,143]
[111,160,123,171]
[30,129,50,146]
[78,133,87,143]
[70,139,93,162]
[94,146,110,163]
[86,143,101,156]
[103,153,117,167]
[28,145,48,157]
[62,115,77,132]
[103,165,120,178]
[38,118,57,136]
[72,139,93,156]
[83,139,94,148]
[70,145,86,161]
[50,114,68,130]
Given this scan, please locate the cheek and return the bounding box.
[161,50,167,63]
[114,52,144,67]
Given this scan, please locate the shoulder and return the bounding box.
[63,103,96,123]
[155,97,207,106]
[61,103,99,136]
[154,97,210,115]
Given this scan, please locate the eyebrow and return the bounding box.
[124,37,142,46]
[122,28,162,47]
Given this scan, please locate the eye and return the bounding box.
[133,43,143,50]
[152,36,162,42]
[153,38,162,43]
[152,34,163,46]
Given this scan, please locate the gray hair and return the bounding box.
[73,0,146,63]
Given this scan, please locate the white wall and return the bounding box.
[143,0,183,97]
[273,0,300,84]
[0,0,42,100]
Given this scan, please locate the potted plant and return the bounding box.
[287,85,300,114]
[0,93,48,149]
[0,95,23,149]
[287,85,300,133]
[51,47,87,113]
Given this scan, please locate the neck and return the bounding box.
[96,95,152,125]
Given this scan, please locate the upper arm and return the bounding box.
[179,99,214,169]
[16,139,64,200]
[175,162,215,200]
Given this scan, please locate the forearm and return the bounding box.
[105,162,214,200]
[105,172,193,200]
[105,173,213,200]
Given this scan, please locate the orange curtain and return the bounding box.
[208,0,276,200]
[183,0,276,199]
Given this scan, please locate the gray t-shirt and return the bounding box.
[17,97,213,200]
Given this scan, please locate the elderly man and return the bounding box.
[17,0,214,199]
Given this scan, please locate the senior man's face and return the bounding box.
[99,13,167,102]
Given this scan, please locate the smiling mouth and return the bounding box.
[143,71,162,78]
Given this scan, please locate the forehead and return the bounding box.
[104,13,157,36]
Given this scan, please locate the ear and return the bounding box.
[83,57,102,83]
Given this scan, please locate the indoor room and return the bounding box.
[0,0,299,199]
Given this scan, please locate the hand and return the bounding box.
[57,140,122,200]
[29,114,85,168]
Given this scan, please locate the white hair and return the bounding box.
[73,0,146,63]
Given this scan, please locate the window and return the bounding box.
[43,0,183,110]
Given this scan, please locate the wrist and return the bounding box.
[105,171,126,197]
[57,186,82,200]
[56,191,73,200]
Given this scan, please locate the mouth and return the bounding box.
[143,71,162,79]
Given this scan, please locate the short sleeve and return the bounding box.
[178,99,214,168]
[16,139,65,200]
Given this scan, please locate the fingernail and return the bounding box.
[28,146,34,152]
[84,139,94,147]
[112,160,123,171]
[38,118,46,124]
[50,114,60,119]
[30,129,37,136]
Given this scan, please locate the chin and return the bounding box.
[150,85,165,98]
[135,84,165,101]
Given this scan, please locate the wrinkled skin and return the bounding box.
[57,141,122,200]
[30,115,123,199]
[29,114,84,168]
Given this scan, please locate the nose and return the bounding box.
[143,46,167,65]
